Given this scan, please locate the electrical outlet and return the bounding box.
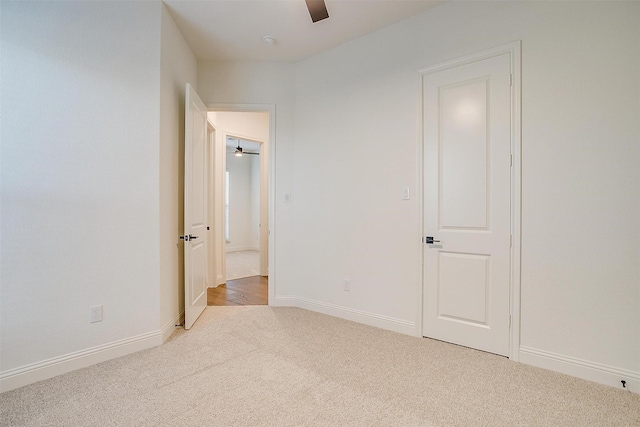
[343,280,351,292]
[284,193,292,203]
[90,305,103,323]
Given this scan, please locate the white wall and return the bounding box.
[159,4,198,336]
[291,1,639,389]
[0,1,165,390]
[225,151,258,251]
[250,155,260,250]
[213,112,269,142]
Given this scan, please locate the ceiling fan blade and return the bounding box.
[244,152,260,155]
[305,0,329,23]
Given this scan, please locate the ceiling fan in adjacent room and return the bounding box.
[305,0,329,23]
[233,140,259,157]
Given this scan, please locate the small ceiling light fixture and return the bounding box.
[262,35,276,46]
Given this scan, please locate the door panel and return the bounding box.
[423,54,511,356]
[184,83,209,330]
[438,251,490,326]
[440,78,489,230]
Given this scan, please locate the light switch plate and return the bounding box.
[402,187,410,200]
[90,305,103,323]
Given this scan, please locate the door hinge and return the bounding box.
[510,234,513,248]
[509,315,512,328]
[510,74,513,86]
[510,154,513,167]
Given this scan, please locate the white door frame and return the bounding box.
[418,42,522,360]
[206,103,276,305]
[206,122,216,292]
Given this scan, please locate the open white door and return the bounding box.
[422,53,512,356]
[184,83,209,330]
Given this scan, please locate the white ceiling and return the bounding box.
[164,0,444,62]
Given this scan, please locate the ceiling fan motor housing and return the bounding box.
[305,0,329,23]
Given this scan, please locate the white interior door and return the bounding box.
[184,83,209,330]
[422,53,512,356]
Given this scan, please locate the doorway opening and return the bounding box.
[205,107,274,306]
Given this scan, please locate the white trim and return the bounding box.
[1,310,183,392]
[0,330,164,393]
[520,346,640,394]
[225,245,260,253]
[224,132,263,147]
[418,41,523,360]
[206,103,276,305]
[415,65,426,341]
[418,42,521,76]
[272,296,417,336]
[271,295,298,306]
[508,42,522,361]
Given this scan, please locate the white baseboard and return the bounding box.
[226,246,259,253]
[520,346,640,394]
[271,295,417,336]
[271,295,297,306]
[0,329,165,393]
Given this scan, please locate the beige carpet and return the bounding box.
[1,307,639,426]
[226,250,260,280]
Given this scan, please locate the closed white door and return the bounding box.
[422,53,512,356]
[184,83,209,330]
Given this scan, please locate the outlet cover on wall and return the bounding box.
[90,305,103,323]
[343,279,351,292]
[402,186,410,200]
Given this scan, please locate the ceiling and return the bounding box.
[164,0,444,62]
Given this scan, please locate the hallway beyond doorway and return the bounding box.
[207,276,268,306]
[226,249,259,280]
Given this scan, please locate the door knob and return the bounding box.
[179,234,199,242]
[425,236,440,244]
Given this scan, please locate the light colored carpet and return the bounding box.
[1,307,639,426]
[226,249,260,280]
